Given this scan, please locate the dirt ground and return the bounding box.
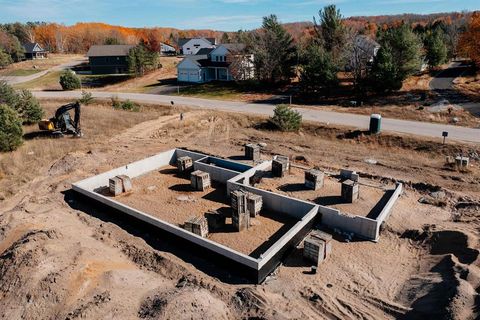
[256,167,387,218]
[113,166,297,256]
[1,102,479,319]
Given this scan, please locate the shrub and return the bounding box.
[0,81,43,124]
[270,104,302,132]
[111,97,140,112]
[0,49,13,68]
[0,104,23,152]
[15,89,44,124]
[78,90,94,105]
[59,70,81,90]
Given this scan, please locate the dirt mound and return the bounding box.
[139,288,232,320]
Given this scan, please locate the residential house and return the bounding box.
[23,42,48,59]
[160,42,176,55]
[349,35,381,70]
[179,37,216,55]
[86,45,135,74]
[177,43,254,83]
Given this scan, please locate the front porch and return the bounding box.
[203,67,233,82]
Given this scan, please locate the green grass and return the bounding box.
[174,82,253,100]
[79,74,131,88]
[0,69,43,76]
[13,71,62,90]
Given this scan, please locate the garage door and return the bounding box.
[188,71,198,82]
[178,70,188,82]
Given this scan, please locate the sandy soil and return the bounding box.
[113,166,296,256]
[0,106,479,319]
[256,167,387,218]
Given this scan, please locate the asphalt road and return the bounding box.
[0,58,87,85]
[430,61,480,117]
[33,90,480,144]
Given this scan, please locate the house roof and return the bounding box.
[219,43,246,53]
[86,45,135,57]
[195,48,214,56]
[354,35,380,56]
[23,42,45,53]
[178,37,216,47]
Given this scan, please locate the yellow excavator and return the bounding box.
[38,102,82,137]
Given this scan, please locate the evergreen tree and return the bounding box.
[0,48,13,68]
[369,44,402,93]
[253,15,297,83]
[314,4,348,65]
[379,24,423,79]
[425,28,448,68]
[127,41,161,77]
[300,43,338,94]
[0,104,23,152]
[221,32,230,44]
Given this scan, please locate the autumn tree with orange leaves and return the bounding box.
[458,11,480,67]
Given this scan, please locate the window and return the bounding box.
[216,56,219,62]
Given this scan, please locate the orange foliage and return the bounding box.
[458,11,480,66]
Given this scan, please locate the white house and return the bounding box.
[160,42,176,55]
[179,37,216,55]
[177,44,254,83]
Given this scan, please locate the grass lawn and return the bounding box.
[173,81,277,101]
[13,71,62,90]
[0,69,43,76]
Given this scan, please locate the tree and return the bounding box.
[253,15,297,83]
[299,42,338,95]
[104,37,120,45]
[0,104,23,152]
[16,90,44,124]
[0,48,13,68]
[314,5,348,65]
[270,104,302,132]
[458,12,480,67]
[221,32,230,44]
[59,70,81,90]
[127,42,161,77]
[368,44,402,93]
[0,30,25,62]
[0,81,44,124]
[425,28,448,68]
[378,24,423,80]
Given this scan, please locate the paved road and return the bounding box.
[33,90,480,144]
[429,61,480,117]
[0,58,87,85]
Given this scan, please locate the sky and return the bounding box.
[0,0,478,31]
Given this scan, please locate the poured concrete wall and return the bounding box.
[318,206,378,240]
[194,162,242,184]
[75,149,176,191]
[375,183,403,238]
[174,149,208,163]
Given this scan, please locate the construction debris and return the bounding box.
[184,216,209,237]
[341,179,359,203]
[303,230,333,265]
[177,156,193,173]
[305,169,324,190]
[205,210,226,230]
[245,143,261,161]
[231,190,250,231]
[109,175,132,196]
[247,193,263,217]
[272,156,289,177]
[191,170,211,191]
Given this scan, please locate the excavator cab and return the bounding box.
[39,102,82,137]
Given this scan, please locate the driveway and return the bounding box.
[0,58,87,85]
[33,90,480,144]
[429,61,480,117]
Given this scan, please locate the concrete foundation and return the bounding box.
[184,216,209,237]
[247,193,263,217]
[245,143,261,161]
[305,169,324,190]
[191,170,211,191]
[341,179,359,203]
[177,156,193,173]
